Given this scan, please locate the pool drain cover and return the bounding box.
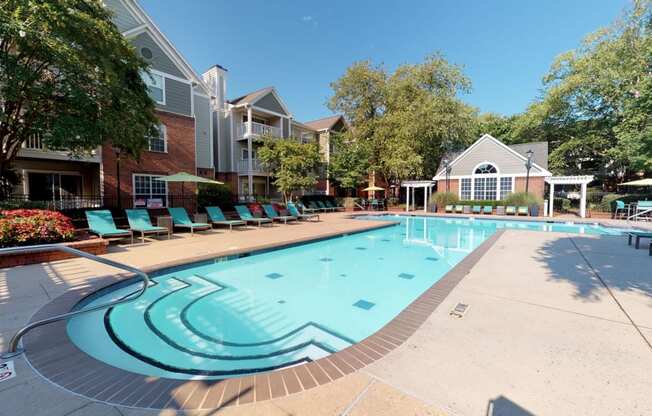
[450,302,469,318]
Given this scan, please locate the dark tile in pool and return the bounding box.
[353,299,375,310]
[339,274,347,277]
[425,257,438,261]
[266,272,283,279]
[319,257,333,262]
[277,300,286,304]
[381,239,391,242]
[354,247,367,251]
[378,257,384,261]
[398,273,415,280]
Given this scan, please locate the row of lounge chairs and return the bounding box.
[444,205,530,216]
[84,201,333,244]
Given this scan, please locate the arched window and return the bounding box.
[474,163,497,174]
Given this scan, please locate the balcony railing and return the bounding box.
[20,133,100,162]
[236,122,282,139]
[236,159,267,174]
[24,134,45,150]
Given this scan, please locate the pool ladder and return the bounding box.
[0,244,150,360]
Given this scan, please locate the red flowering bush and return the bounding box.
[0,209,75,247]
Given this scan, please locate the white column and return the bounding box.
[412,187,416,211]
[580,182,587,218]
[246,107,253,135]
[423,186,427,213]
[405,186,410,212]
[549,182,555,217]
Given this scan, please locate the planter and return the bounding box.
[0,238,108,268]
[463,205,471,214]
[529,205,540,217]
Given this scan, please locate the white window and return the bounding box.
[141,71,165,104]
[500,177,513,199]
[148,124,167,153]
[241,148,257,160]
[474,177,497,200]
[133,174,168,208]
[460,178,472,200]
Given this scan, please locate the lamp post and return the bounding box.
[443,158,451,193]
[114,147,122,210]
[524,149,534,194]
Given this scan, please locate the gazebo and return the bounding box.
[401,180,436,213]
[545,175,594,218]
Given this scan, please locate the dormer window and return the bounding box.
[474,163,497,174]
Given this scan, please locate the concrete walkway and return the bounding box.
[1,214,651,415]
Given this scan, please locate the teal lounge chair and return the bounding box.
[454,205,464,214]
[288,202,319,221]
[167,207,211,235]
[316,200,336,212]
[506,206,516,215]
[445,205,453,213]
[483,205,492,214]
[472,205,481,214]
[307,201,325,212]
[205,206,246,231]
[517,206,528,216]
[85,210,133,243]
[235,205,273,226]
[126,209,170,243]
[263,204,297,224]
[324,200,345,211]
[297,201,319,214]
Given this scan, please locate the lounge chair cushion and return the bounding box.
[126,209,167,232]
[167,208,210,228]
[85,210,130,237]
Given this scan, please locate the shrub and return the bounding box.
[197,184,233,209]
[432,192,459,207]
[0,209,75,247]
[504,192,543,207]
[554,197,572,212]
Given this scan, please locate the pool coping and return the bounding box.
[22,226,505,411]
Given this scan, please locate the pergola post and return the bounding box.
[405,185,410,212]
[548,182,555,218]
[580,182,587,218]
[423,186,427,213]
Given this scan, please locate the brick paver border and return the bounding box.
[23,228,504,411]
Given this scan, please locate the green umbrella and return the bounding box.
[158,172,224,206]
[619,178,652,186]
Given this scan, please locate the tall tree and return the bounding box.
[327,131,370,194]
[0,0,159,196]
[257,137,323,203]
[328,53,476,186]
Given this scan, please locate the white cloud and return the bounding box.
[301,15,313,22]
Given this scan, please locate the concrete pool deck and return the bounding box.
[0,213,650,415]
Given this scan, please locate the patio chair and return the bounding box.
[125,209,170,243]
[614,200,628,219]
[454,205,464,214]
[167,207,211,235]
[316,200,336,212]
[445,205,453,213]
[505,206,516,215]
[297,201,320,214]
[627,230,652,249]
[472,205,481,214]
[234,205,273,227]
[308,201,327,212]
[517,206,529,216]
[205,206,246,231]
[483,205,493,214]
[288,202,319,221]
[324,200,345,211]
[85,210,133,243]
[262,204,298,224]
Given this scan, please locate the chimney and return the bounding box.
[202,64,228,112]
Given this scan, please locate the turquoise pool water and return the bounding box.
[67,216,622,379]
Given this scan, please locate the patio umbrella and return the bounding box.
[362,185,385,199]
[158,172,224,206]
[619,178,652,186]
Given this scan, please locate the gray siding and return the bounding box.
[256,93,287,115]
[104,0,141,33]
[131,32,185,79]
[158,79,191,116]
[449,137,544,176]
[194,94,211,169]
[282,118,289,138]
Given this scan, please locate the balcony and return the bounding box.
[18,133,101,163]
[237,159,267,175]
[236,122,282,140]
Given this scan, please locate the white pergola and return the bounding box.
[402,180,436,213]
[545,175,595,218]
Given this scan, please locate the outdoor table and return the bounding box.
[156,216,173,236]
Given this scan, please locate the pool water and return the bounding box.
[67,216,622,379]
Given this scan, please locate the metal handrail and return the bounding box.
[627,207,652,224]
[0,244,149,359]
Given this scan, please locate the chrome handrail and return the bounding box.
[0,244,149,359]
[627,207,652,224]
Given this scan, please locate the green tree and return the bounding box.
[328,131,370,194]
[328,53,476,186]
[257,137,323,203]
[0,0,159,196]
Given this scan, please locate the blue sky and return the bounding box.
[140,0,628,122]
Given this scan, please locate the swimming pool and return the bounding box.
[67,216,622,380]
